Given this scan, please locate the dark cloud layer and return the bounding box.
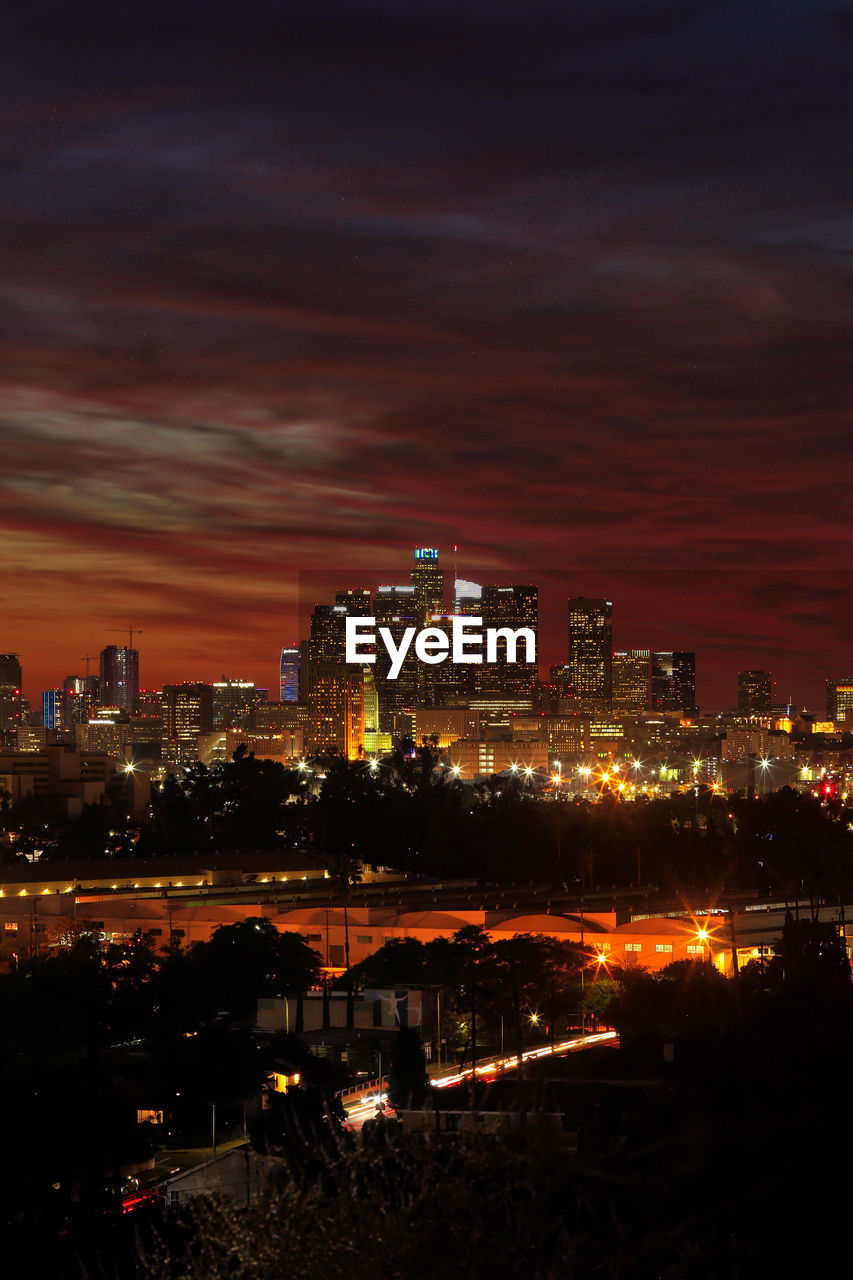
[2,1,852,708]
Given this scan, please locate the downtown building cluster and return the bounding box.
[272,550,853,796]
[4,547,853,807]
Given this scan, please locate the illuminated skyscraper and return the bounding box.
[212,678,268,729]
[410,547,444,625]
[304,662,364,759]
[62,675,100,726]
[42,689,63,730]
[567,598,612,715]
[0,653,23,747]
[826,677,853,725]
[454,579,482,615]
[161,683,214,763]
[335,587,372,612]
[362,666,392,755]
[373,585,418,733]
[280,646,300,702]
[737,670,772,716]
[308,590,372,665]
[479,584,538,698]
[418,613,476,705]
[651,651,696,714]
[100,645,139,714]
[612,650,650,714]
[307,604,348,664]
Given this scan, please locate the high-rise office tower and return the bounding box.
[42,689,63,730]
[651,651,696,714]
[0,653,23,747]
[212,678,268,729]
[335,587,373,612]
[826,677,853,725]
[454,578,482,616]
[567,598,612,715]
[304,662,364,759]
[373,585,419,733]
[418,613,477,705]
[612,650,650,714]
[161,683,214,762]
[280,646,300,702]
[307,604,348,664]
[100,645,139,714]
[307,590,372,666]
[62,675,100,726]
[479,584,538,698]
[410,547,444,625]
[738,670,772,716]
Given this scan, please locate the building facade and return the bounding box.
[99,645,139,715]
[612,650,650,714]
[279,646,300,703]
[567,598,612,715]
[650,651,696,715]
[410,547,444,625]
[737,670,772,715]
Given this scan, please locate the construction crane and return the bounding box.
[80,654,97,677]
[107,628,143,648]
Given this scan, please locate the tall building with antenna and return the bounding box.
[410,547,444,624]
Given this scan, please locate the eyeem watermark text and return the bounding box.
[345,616,536,679]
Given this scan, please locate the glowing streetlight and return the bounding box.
[694,924,711,963]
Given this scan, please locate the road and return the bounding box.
[343,1030,618,1127]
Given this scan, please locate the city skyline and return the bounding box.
[8,554,852,716]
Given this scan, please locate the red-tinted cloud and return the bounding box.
[2,1,852,709]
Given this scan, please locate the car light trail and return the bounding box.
[342,1031,617,1127]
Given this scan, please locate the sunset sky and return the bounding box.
[3,1,852,710]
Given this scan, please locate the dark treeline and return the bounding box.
[6,744,853,901]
